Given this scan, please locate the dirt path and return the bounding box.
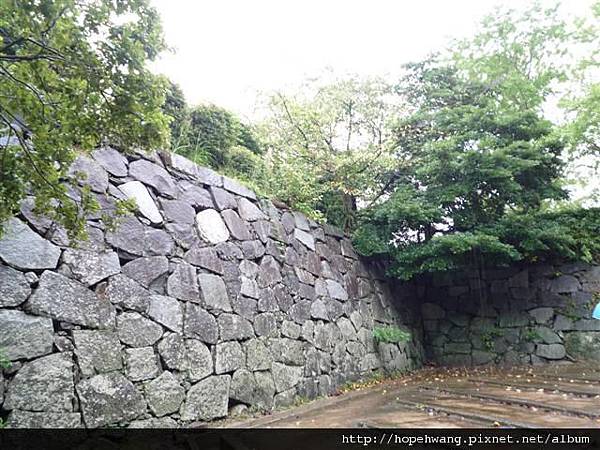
[224,363,600,428]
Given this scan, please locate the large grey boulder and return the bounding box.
[129,159,177,198]
[254,313,277,337]
[198,273,232,312]
[92,146,128,177]
[195,209,230,244]
[244,339,272,371]
[77,372,146,428]
[184,246,224,274]
[0,264,31,307]
[117,312,163,347]
[27,271,115,329]
[119,181,163,224]
[294,229,315,251]
[210,186,237,210]
[230,369,275,410]
[0,310,54,360]
[122,256,169,288]
[6,410,81,428]
[73,330,122,377]
[61,249,120,286]
[221,209,252,241]
[269,338,306,366]
[184,303,218,344]
[68,155,109,193]
[167,262,199,302]
[164,152,222,186]
[157,333,188,371]
[257,256,282,288]
[159,198,195,224]
[186,339,214,381]
[105,216,147,256]
[4,352,75,412]
[272,362,302,392]
[104,274,150,313]
[124,347,161,381]
[326,280,348,301]
[145,371,185,417]
[148,295,183,332]
[214,341,244,374]
[218,313,254,341]
[237,197,266,221]
[0,218,61,270]
[550,275,581,293]
[536,343,566,360]
[181,375,230,422]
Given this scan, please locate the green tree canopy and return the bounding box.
[353,3,600,279]
[0,0,169,238]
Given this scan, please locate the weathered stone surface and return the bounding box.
[119,181,163,224]
[104,274,150,313]
[269,338,305,366]
[122,256,169,288]
[237,197,266,221]
[92,147,128,177]
[222,176,256,199]
[253,220,271,243]
[167,262,199,302]
[0,218,61,270]
[218,313,254,341]
[117,312,163,347]
[181,375,230,421]
[145,371,185,417]
[210,186,237,210]
[257,255,282,288]
[0,310,54,360]
[551,275,581,293]
[69,155,109,193]
[528,307,554,324]
[196,209,230,244]
[148,295,183,332]
[105,216,147,256]
[564,332,600,361]
[185,246,224,274]
[310,299,329,320]
[272,362,302,392]
[124,347,160,381]
[129,159,177,198]
[4,352,74,412]
[186,339,214,381]
[245,339,272,371]
[73,330,122,377]
[177,181,214,210]
[421,303,446,320]
[184,303,218,344]
[214,341,244,374]
[128,417,178,428]
[534,327,561,344]
[326,279,348,301]
[536,343,566,360]
[240,276,260,299]
[254,312,277,337]
[159,198,195,224]
[241,240,266,259]
[221,209,252,241]
[294,228,315,251]
[6,410,82,428]
[230,369,275,410]
[157,333,187,371]
[27,271,115,328]
[77,372,146,428]
[62,249,120,286]
[293,212,310,231]
[198,273,232,312]
[0,264,31,307]
[289,300,312,324]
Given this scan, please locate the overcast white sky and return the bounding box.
[149,0,594,119]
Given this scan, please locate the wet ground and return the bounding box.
[225,363,600,428]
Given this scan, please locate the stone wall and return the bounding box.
[0,149,423,428]
[417,263,600,367]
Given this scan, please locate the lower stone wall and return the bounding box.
[417,263,600,366]
[0,149,423,428]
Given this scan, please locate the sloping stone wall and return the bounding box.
[417,263,600,366]
[0,149,423,428]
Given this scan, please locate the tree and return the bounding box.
[257,75,401,229]
[353,3,599,280]
[0,0,169,238]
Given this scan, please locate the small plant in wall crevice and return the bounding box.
[373,326,411,344]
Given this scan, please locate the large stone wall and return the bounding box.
[0,149,423,428]
[417,263,600,366]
